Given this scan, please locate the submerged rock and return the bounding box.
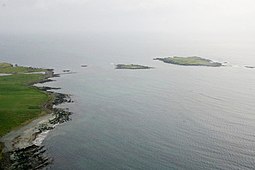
[10,145,52,170]
[63,69,70,72]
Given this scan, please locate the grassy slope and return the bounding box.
[0,63,52,159]
[0,74,50,136]
[0,63,13,68]
[0,65,46,74]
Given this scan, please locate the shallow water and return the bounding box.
[1,34,255,169]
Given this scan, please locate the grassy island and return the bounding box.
[116,64,153,69]
[0,63,53,159]
[154,56,222,67]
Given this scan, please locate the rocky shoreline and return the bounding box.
[0,71,73,170]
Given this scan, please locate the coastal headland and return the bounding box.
[0,62,72,169]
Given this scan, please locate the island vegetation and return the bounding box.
[154,56,222,67]
[116,64,153,69]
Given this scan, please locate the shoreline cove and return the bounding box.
[0,69,73,169]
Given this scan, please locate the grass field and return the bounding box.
[0,63,13,68]
[0,73,51,136]
[0,63,46,74]
[0,63,52,159]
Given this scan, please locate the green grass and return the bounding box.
[155,56,222,67]
[0,62,46,74]
[0,63,52,137]
[0,63,13,68]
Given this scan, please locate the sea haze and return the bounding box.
[1,34,255,169]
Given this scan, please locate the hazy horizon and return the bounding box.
[2,1,255,169]
[0,0,255,42]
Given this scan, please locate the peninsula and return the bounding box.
[0,62,71,169]
[0,63,52,137]
[154,56,222,67]
[116,64,153,69]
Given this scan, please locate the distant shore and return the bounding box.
[115,64,153,69]
[154,56,222,67]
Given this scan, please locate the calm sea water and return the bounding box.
[1,33,255,169]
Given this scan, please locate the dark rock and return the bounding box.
[9,145,52,170]
[49,108,72,125]
[38,86,61,91]
[245,66,255,69]
[63,70,70,72]
[52,93,73,105]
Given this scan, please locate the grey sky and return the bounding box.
[0,0,255,40]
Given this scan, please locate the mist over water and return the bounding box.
[1,33,255,68]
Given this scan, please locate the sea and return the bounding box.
[1,33,255,169]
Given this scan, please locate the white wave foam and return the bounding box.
[33,123,60,146]
[33,130,50,146]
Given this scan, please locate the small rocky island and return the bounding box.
[116,64,153,69]
[154,56,222,67]
[245,66,255,69]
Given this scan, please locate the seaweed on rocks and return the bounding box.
[50,108,72,124]
[38,86,61,91]
[52,93,73,105]
[0,151,11,169]
[0,107,72,169]
[10,145,52,170]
